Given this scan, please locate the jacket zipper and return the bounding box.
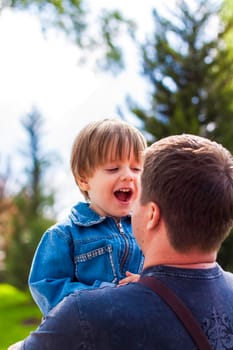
[117,221,129,274]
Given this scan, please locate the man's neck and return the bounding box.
[143,247,217,270]
[165,261,216,269]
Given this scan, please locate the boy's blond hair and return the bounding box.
[71,118,147,200]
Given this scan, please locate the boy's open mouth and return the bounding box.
[114,189,132,202]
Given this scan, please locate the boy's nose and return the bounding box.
[120,172,134,181]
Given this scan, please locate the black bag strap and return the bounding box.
[138,276,212,350]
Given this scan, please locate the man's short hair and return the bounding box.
[141,134,233,252]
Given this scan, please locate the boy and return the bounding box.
[29,118,147,315]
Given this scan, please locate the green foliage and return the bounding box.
[5,108,56,290]
[5,0,136,72]
[127,0,233,271]
[96,9,137,73]
[6,210,54,289]
[128,0,233,151]
[0,284,41,350]
[217,232,233,271]
[10,0,87,46]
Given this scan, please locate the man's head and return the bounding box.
[133,134,233,253]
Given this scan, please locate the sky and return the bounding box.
[0,1,175,219]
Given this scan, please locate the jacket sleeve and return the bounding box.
[28,226,103,315]
[20,294,85,350]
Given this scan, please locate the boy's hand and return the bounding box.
[118,271,140,286]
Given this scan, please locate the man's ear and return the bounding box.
[146,202,160,230]
[77,177,89,192]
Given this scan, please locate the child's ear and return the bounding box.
[77,177,89,192]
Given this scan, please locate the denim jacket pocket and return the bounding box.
[74,243,118,284]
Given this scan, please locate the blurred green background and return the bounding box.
[1,1,233,348]
[0,285,41,350]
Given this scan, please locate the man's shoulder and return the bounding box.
[47,285,138,327]
[222,269,233,284]
[77,283,141,307]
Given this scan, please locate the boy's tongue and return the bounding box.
[115,190,130,202]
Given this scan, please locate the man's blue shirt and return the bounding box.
[23,264,233,349]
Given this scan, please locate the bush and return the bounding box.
[0,284,41,350]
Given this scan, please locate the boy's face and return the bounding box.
[81,153,142,218]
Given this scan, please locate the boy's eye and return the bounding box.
[133,167,141,171]
[105,167,118,172]
[131,167,142,172]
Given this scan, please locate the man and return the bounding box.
[9,134,233,350]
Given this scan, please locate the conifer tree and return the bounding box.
[127,0,233,270]
[5,108,55,290]
[128,0,233,152]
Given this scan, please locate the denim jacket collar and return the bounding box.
[69,201,131,227]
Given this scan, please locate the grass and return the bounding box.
[0,284,42,350]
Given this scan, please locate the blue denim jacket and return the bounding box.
[29,202,144,315]
[21,264,233,350]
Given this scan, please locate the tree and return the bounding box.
[127,0,233,152]
[2,0,136,73]
[5,108,56,290]
[0,157,13,280]
[126,0,233,271]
